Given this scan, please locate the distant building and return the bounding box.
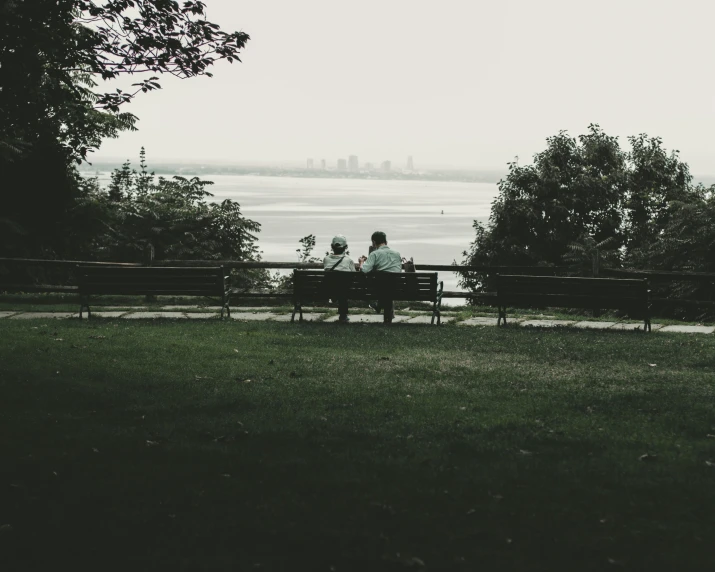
[307,158,314,170]
[348,155,359,172]
[406,156,414,171]
[337,158,347,171]
[381,160,391,172]
[364,162,374,171]
[320,159,326,170]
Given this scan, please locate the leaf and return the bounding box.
[705,461,715,467]
[648,363,657,367]
[518,449,533,456]
[639,453,657,461]
[146,440,160,447]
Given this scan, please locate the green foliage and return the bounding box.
[1,0,249,163]
[461,125,699,295]
[82,151,270,288]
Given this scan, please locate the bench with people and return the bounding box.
[291,231,444,325]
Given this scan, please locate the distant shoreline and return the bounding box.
[78,162,505,184]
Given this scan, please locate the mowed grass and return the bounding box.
[1,319,714,572]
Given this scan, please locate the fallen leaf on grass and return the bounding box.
[639,453,657,461]
[648,363,657,367]
[233,349,239,353]
[88,335,106,340]
[706,435,715,439]
[518,449,533,456]
[705,461,715,467]
[194,375,213,380]
[53,338,63,342]
[146,440,160,447]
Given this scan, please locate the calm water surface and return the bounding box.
[95,174,499,300]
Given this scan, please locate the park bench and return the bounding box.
[292,270,444,324]
[76,265,231,319]
[496,274,651,331]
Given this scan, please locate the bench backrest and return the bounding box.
[496,274,649,310]
[293,270,439,301]
[77,266,227,296]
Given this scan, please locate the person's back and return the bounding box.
[359,231,401,323]
[323,235,355,323]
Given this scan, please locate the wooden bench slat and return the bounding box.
[292,270,444,324]
[496,274,650,330]
[76,265,230,319]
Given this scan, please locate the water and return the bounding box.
[92,173,499,302]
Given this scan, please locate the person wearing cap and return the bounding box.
[323,235,356,323]
[358,231,402,323]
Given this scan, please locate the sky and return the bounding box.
[93,0,715,174]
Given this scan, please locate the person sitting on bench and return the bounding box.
[323,235,356,323]
[358,231,402,324]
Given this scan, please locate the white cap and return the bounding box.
[331,235,348,247]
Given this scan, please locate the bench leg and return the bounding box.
[291,301,303,323]
[221,291,231,319]
[79,295,90,320]
[431,281,443,325]
[497,305,506,326]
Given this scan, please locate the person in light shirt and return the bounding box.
[358,231,402,324]
[323,235,356,323]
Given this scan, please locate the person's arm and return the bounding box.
[361,252,376,273]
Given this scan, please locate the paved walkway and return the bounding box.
[0,308,713,333]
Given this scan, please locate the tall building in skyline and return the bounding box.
[406,156,414,171]
[381,160,391,172]
[337,158,347,171]
[348,155,359,172]
[320,159,326,170]
[306,158,314,170]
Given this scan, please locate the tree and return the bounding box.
[0,0,249,258]
[460,125,626,292]
[1,0,249,163]
[624,134,696,253]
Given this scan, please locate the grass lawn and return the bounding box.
[1,319,714,571]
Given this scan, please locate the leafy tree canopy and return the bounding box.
[460,125,701,292]
[0,0,249,162]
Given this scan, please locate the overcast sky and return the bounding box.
[93,0,715,173]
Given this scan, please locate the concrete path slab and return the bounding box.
[0,311,18,319]
[89,312,128,318]
[123,312,188,319]
[95,306,147,310]
[658,325,715,334]
[324,314,409,324]
[458,317,499,326]
[9,312,76,319]
[405,315,454,324]
[572,321,618,329]
[185,312,220,319]
[609,322,651,332]
[274,313,323,322]
[160,305,207,310]
[520,319,575,328]
[230,312,279,321]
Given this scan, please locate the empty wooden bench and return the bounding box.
[76,266,231,319]
[496,274,651,331]
[292,270,444,324]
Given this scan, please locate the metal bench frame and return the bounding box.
[291,270,444,324]
[496,274,651,331]
[76,265,231,319]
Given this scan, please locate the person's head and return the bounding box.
[371,231,387,247]
[331,235,348,254]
